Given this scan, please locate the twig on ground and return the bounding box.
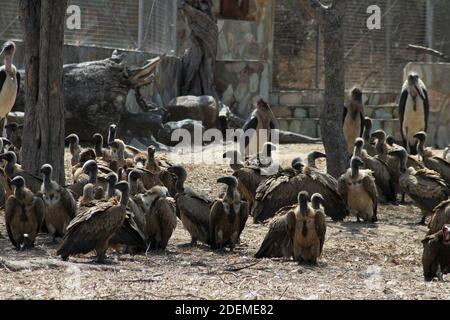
[224,260,261,272]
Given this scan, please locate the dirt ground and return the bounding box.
[0,143,449,300]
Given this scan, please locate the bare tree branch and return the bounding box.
[407,44,450,62]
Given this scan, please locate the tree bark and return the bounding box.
[178,0,219,100]
[19,0,67,184]
[301,0,348,177]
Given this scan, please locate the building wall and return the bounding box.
[213,0,274,117]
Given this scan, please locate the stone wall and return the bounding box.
[214,0,274,118]
[404,63,450,148]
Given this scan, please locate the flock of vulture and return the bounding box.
[0,40,449,283]
[0,115,449,282]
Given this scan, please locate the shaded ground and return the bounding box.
[0,144,449,300]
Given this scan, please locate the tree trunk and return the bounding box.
[19,0,67,184]
[302,0,348,177]
[178,0,219,100]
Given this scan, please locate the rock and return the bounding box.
[165,96,218,129]
[157,119,205,147]
[436,125,449,149]
[293,107,308,118]
[7,112,24,125]
[279,93,302,106]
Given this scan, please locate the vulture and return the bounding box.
[92,133,112,161]
[0,151,42,193]
[128,169,146,196]
[79,183,95,207]
[399,73,429,155]
[111,139,136,168]
[338,157,378,223]
[167,165,212,246]
[4,122,22,156]
[414,132,450,186]
[293,192,326,264]
[56,181,130,263]
[101,171,146,253]
[428,200,450,235]
[5,176,44,250]
[444,146,450,163]
[241,99,277,158]
[388,147,449,225]
[40,164,78,241]
[422,225,450,282]
[107,124,140,158]
[353,138,396,203]
[362,117,377,157]
[223,150,265,209]
[372,129,423,170]
[252,156,348,223]
[135,145,176,196]
[254,204,296,259]
[68,160,106,199]
[371,129,423,203]
[343,87,365,155]
[140,185,177,250]
[65,134,84,166]
[0,41,20,133]
[209,176,249,250]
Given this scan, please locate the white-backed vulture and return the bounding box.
[422,225,450,281]
[254,204,296,259]
[338,157,378,222]
[444,146,450,163]
[223,150,265,209]
[388,147,449,225]
[140,185,177,250]
[134,146,176,196]
[372,129,424,203]
[167,165,212,246]
[353,138,396,203]
[100,173,146,253]
[92,133,112,161]
[293,192,326,264]
[343,87,365,155]
[414,131,450,186]
[67,160,106,200]
[252,157,348,223]
[111,139,136,168]
[65,133,84,166]
[40,164,77,241]
[0,151,42,193]
[209,176,249,250]
[362,117,377,157]
[5,176,44,250]
[56,181,130,263]
[107,123,140,158]
[428,200,450,235]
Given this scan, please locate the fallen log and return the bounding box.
[14,51,163,142]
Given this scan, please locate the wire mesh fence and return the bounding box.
[273,0,450,92]
[0,0,177,55]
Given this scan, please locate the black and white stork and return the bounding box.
[0,40,20,135]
